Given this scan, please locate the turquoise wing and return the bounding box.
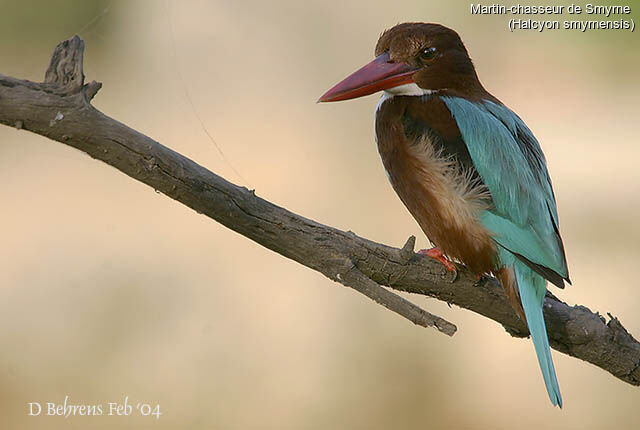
[441,96,569,284]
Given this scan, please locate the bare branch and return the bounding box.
[1,36,638,386]
[339,262,457,336]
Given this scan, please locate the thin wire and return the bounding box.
[76,1,114,36]
[164,0,250,187]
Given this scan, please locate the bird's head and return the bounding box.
[318,23,480,102]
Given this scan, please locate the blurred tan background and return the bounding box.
[1,1,639,429]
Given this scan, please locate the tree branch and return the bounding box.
[1,36,638,386]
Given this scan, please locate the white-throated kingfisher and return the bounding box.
[319,23,569,407]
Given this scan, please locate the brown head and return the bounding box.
[319,23,486,102]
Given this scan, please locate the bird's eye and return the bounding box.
[419,47,437,62]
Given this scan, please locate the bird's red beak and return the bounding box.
[318,52,418,103]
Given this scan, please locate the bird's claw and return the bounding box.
[473,274,489,287]
[418,247,458,281]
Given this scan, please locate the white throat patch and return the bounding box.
[375,83,435,113]
[385,82,432,96]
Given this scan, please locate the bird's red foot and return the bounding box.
[417,247,456,273]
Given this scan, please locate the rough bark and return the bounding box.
[1,36,638,386]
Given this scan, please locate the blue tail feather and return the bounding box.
[515,260,563,408]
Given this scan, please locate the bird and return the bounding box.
[318,23,569,407]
